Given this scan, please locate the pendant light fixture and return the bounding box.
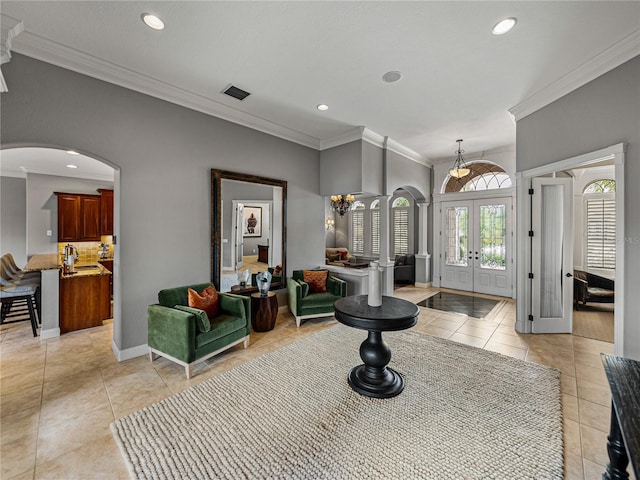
[330,194,355,217]
[449,139,471,178]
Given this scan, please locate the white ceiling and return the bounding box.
[0,147,115,181]
[1,1,639,173]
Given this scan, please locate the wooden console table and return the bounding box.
[601,354,639,480]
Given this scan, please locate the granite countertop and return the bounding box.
[60,263,111,279]
[24,254,60,271]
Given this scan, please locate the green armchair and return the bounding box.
[147,282,250,378]
[287,270,347,327]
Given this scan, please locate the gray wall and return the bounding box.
[26,173,113,256]
[320,141,364,195]
[385,150,430,200]
[2,54,323,352]
[516,55,640,359]
[1,176,27,266]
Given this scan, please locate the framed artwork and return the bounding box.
[243,206,262,237]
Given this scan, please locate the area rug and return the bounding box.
[418,291,499,319]
[112,326,563,480]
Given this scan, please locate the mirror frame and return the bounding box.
[211,169,287,292]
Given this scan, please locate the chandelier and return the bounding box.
[449,139,470,178]
[330,194,355,217]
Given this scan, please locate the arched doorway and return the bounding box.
[0,146,121,345]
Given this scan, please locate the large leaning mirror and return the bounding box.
[211,169,287,293]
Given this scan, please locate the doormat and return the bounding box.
[418,291,499,319]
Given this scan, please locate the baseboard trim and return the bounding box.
[112,340,149,362]
[40,327,60,341]
[414,282,432,289]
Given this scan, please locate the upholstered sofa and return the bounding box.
[325,248,356,266]
[287,269,347,327]
[394,254,415,284]
[573,270,614,310]
[147,282,250,378]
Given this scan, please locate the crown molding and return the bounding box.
[22,166,114,182]
[0,170,26,179]
[509,29,640,121]
[12,31,321,150]
[320,127,429,166]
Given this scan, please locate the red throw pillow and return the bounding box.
[188,286,220,318]
[339,250,349,260]
[303,270,328,293]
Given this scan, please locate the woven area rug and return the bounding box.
[112,326,563,480]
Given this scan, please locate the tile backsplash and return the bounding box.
[58,236,113,264]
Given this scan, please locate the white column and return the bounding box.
[415,200,431,286]
[39,268,60,340]
[377,196,394,296]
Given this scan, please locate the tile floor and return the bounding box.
[0,286,629,480]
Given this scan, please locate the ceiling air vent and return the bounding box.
[222,85,251,101]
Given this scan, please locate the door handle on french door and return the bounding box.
[565,272,573,277]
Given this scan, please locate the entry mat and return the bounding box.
[418,291,499,319]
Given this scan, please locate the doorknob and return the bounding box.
[565,272,573,277]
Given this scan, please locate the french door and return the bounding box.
[441,198,512,296]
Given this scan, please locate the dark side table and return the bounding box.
[333,295,419,398]
[250,291,278,332]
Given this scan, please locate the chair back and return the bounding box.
[157,282,214,307]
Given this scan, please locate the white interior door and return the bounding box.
[531,177,573,333]
[441,201,474,291]
[231,202,244,270]
[441,198,512,296]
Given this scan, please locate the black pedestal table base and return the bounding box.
[333,295,419,399]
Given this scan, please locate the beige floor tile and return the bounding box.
[0,434,37,479]
[483,341,527,360]
[572,336,614,355]
[429,317,464,332]
[422,325,454,339]
[575,362,608,386]
[574,350,606,370]
[577,377,611,407]
[564,453,584,480]
[448,332,487,348]
[1,406,40,446]
[582,458,607,480]
[0,384,42,418]
[34,433,129,480]
[526,351,576,377]
[561,373,578,396]
[461,318,499,331]
[580,424,610,467]
[39,380,111,429]
[488,331,529,349]
[6,468,35,480]
[563,418,582,457]
[36,405,115,465]
[455,324,495,340]
[562,393,579,422]
[578,398,611,433]
[0,368,45,397]
[494,324,520,336]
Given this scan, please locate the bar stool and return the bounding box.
[0,284,39,336]
[0,257,41,320]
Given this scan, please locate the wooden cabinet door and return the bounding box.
[57,194,80,241]
[98,189,114,235]
[81,195,101,240]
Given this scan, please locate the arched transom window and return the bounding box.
[444,162,512,193]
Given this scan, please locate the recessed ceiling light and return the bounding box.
[66,164,78,169]
[382,71,402,83]
[141,13,165,30]
[492,17,517,35]
[66,150,79,155]
[317,104,329,111]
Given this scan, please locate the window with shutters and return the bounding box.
[350,201,365,254]
[370,200,380,255]
[583,180,615,270]
[392,197,409,255]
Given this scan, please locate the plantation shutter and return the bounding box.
[586,198,615,269]
[393,209,409,255]
[371,209,380,255]
[351,209,364,254]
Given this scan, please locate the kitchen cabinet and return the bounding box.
[59,269,111,333]
[98,189,114,235]
[55,192,101,241]
[98,260,113,298]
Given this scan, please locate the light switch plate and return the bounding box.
[46,230,52,236]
